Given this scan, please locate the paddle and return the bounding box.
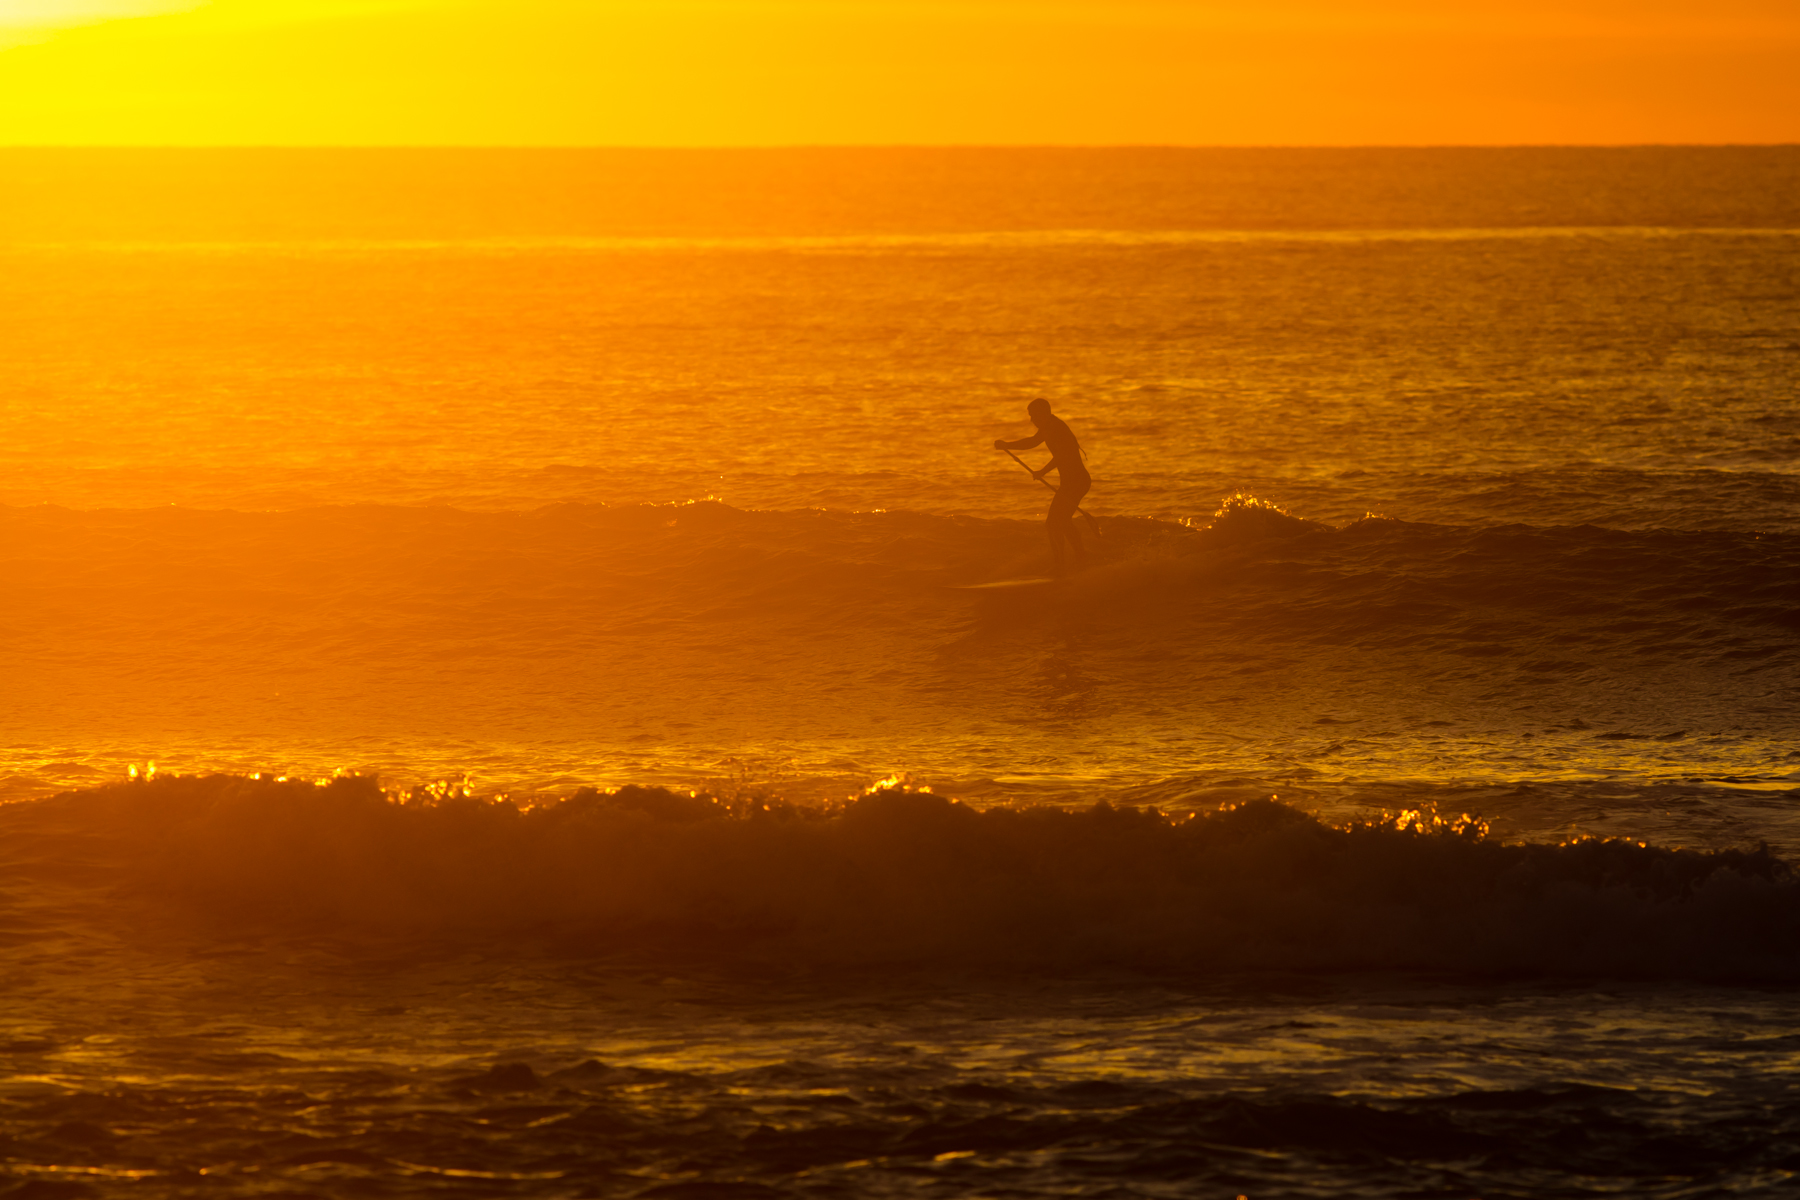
[1002,448,1101,538]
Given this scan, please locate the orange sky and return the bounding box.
[1,0,1796,145]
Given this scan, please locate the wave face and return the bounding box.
[7,500,1797,826]
[9,774,1799,982]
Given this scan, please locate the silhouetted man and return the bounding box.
[995,398,1090,576]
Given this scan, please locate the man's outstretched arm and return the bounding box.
[994,434,1045,451]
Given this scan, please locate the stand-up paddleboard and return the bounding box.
[945,577,1059,591]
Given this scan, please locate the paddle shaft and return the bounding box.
[1002,448,1100,536]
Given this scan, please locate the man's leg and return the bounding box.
[1048,489,1083,576]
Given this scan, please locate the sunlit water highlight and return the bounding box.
[3,147,1798,1197]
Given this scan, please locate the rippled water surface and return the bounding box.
[3,147,1798,1196]
[10,958,1800,1199]
[7,224,1798,530]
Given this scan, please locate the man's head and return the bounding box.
[1027,397,1052,423]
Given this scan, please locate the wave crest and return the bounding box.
[9,775,1799,980]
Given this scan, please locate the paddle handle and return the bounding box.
[1004,447,1059,494]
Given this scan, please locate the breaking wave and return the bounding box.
[9,773,1800,981]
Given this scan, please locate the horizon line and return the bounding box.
[5,142,1799,152]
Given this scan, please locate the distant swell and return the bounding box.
[8,499,1797,677]
[10,775,1800,981]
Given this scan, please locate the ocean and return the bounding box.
[2,145,1798,1197]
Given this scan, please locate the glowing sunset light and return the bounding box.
[0,0,201,24]
[1,0,1795,143]
[3,0,1798,1169]
[0,0,199,44]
